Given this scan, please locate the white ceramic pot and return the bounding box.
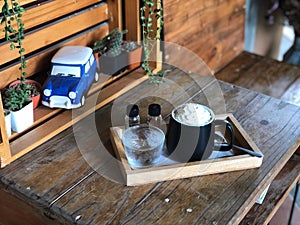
[10,101,34,133]
[4,109,11,137]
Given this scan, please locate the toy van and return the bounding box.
[42,46,98,109]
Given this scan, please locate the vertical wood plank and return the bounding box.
[124,0,141,41]
[154,0,163,72]
[0,93,12,168]
[107,0,123,31]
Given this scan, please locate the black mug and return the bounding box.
[166,103,234,162]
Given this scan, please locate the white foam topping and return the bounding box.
[173,103,214,126]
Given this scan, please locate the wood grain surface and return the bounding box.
[0,66,299,224]
[0,3,108,66]
[0,0,104,40]
[240,154,300,225]
[163,0,245,72]
[216,51,300,106]
[215,51,300,224]
[0,24,109,89]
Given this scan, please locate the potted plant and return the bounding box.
[9,79,41,109]
[140,0,164,83]
[93,29,128,76]
[1,0,36,132]
[123,41,143,70]
[1,85,33,133]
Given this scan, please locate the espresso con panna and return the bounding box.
[172,103,214,126]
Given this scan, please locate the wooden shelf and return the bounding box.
[0,69,148,168]
[7,71,132,141]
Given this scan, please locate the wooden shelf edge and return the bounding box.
[2,70,148,168]
[7,70,134,142]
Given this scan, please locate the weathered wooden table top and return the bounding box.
[216,51,300,106]
[0,67,300,225]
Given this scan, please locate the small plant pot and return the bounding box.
[127,46,142,70]
[99,51,128,76]
[4,109,11,137]
[9,79,42,109]
[10,100,34,133]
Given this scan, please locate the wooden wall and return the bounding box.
[0,0,247,88]
[0,0,111,89]
[163,0,245,72]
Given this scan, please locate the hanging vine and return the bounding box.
[140,0,164,84]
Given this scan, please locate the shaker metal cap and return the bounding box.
[126,104,139,117]
[148,103,161,116]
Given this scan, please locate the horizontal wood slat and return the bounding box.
[20,0,37,5]
[0,3,108,66]
[0,0,105,40]
[0,24,109,89]
[2,0,37,7]
[163,0,245,72]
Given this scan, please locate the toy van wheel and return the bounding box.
[94,72,99,82]
[80,94,86,106]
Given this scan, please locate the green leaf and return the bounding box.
[1,4,8,13]
[7,26,14,33]
[10,44,15,50]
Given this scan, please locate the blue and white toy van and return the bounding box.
[42,46,99,109]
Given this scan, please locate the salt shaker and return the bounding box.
[125,104,140,129]
[147,103,165,132]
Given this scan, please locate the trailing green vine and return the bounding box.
[140,0,164,84]
[1,0,33,111]
[1,0,27,79]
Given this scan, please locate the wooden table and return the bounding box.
[0,67,299,225]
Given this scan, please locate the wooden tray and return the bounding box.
[110,114,263,186]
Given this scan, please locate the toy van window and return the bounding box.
[89,55,95,66]
[52,65,80,78]
[85,62,90,73]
